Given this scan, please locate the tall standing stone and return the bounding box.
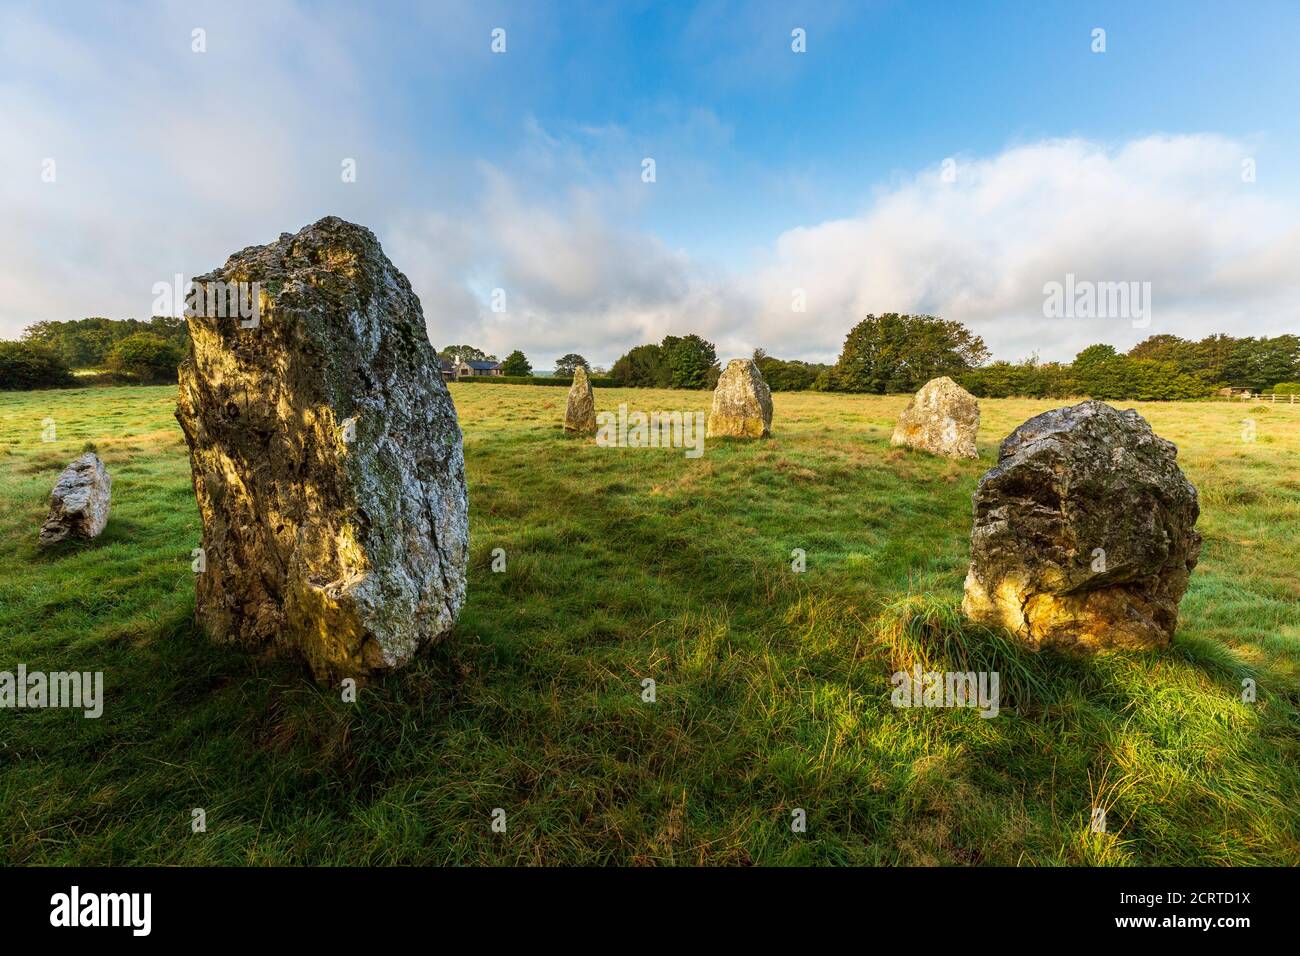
[564,365,597,434]
[961,401,1201,652]
[38,453,112,546]
[706,359,772,438]
[175,217,469,684]
[890,376,980,459]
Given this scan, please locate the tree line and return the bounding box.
[2,317,188,386]
[4,314,1298,398]
[960,335,1300,400]
[606,316,1299,398]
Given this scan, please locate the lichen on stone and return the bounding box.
[961,400,1201,652]
[176,216,469,684]
[706,359,772,439]
[38,453,112,546]
[564,365,597,434]
[890,376,980,459]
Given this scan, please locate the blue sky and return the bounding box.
[3,0,1298,366]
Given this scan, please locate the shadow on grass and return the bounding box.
[25,517,152,564]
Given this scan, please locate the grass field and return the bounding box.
[2,383,1298,865]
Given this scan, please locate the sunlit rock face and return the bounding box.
[176,216,468,684]
[564,365,597,434]
[961,400,1201,652]
[39,453,111,546]
[706,359,772,438]
[890,376,980,459]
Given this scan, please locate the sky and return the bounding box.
[2,0,1298,367]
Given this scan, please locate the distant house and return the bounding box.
[461,359,502,377]
[441,355,503,380]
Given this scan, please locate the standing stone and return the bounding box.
[38,453,111,546]
[890,376,980,459]
[961,400,1201,652]
[564,365,597,434]
[175,216,468,684]
[706,359,772,438]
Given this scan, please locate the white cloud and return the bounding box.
[433,133,1299,366]
[0,1,396,328]
[743,135,1300,363]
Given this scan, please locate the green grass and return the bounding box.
[2,384,1298,865]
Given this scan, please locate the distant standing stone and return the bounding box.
[39,453,112,546]
[890,376,980,459]
[564,365,597,434]
[706,359,772,438]
[176,216,469,684]
[961,400,1201,652]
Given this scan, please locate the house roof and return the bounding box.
[465,360,500,370]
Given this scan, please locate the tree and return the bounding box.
[501,350,532,376]
[21,316,189,370]
[0,341,77,390]
[439,344,495,363]
[554,353,590,378]
[1128,334,1197,372]
[1192,333,1236,385]
[660,334,719,389]
[106,333,183,383]
[608,335,720,388]
[1224,335,1300,392]
[1070,345,1128,399]
[960,356,1078,399]
[1071,345,1208,400]
[1127,333,1298,392]
[1125,359,1211,400]
[610,343,666,387]
[1073,343,1119,370]
[827,313,989,393]
[752,349,826,391]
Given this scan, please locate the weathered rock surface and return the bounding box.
[39,453,111,546]
[176,216,469,684]
[706,359,772,438]
[564,365,597,434]
[891,376,980,459]
[961,400,1201,652]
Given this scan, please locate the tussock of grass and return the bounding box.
[873,594,1052,708]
